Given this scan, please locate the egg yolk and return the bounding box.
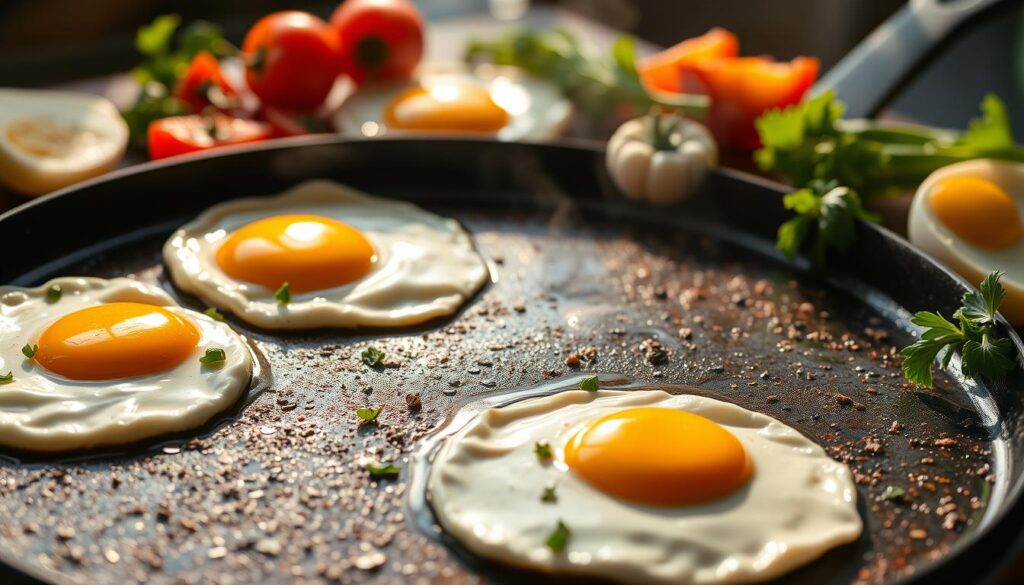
[564,407,753,507]
[216,214,375,293]
[931,176,1022,250]
[384,84,510,133]
[34,302,200,380]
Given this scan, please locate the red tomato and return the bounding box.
[172,51,238,113]
[243,11,341,110]
[686,56,819,150]
[637,28,739,94]
[330,0,424,85]
[147,114,272,160]
[260,106,331,138]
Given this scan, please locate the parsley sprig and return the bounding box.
[901,271,1016,387]
[365,462,400,479]
[757,92,1024,268]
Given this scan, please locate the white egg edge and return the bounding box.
[161,179,491,330]
[332,62,575,142]
[907,158,1024,323]
[0,88,129,197]
[427,389,864,584]
[0,276,253,452]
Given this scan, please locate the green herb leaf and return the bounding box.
[136,14,181,56]
[204,307,224,321]
[356,406,383,424]
[534,441,553,461]
[365,462,400,479]
[361,347,385,367]
[0,372,12,385]
[545,520,571,553]
[579,375,599,392]
[901,271,1016,387]
[960,270,1005,326]
[883,485,906,501]
[199,347,226,365]
[960,94,1014,151]
[540,484,558,503]
[45,284,62,303]
[275,282,291,305]
[21,344,37,359]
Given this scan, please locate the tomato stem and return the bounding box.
[356,36,390,74]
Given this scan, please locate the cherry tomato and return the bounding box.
[330,0,424,85]
[243,11,341,110]
[147,114,272,160]
[172,51,238,113]
[260,106,331,138]
[686,56,819,150]
[637,28,738,94]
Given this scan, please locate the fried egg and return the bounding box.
[908,159,1024,325]
[0,89,127,197]
[334,64,572,141]
[163,180,490,329]
[0,277,252,452]
[427,388,862,584]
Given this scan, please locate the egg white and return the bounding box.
[908,159,1024,324]
[162,180,490,330]
[0,89,127,197]
[0,277,252,452]
[333,63,573,141]
[427,389,862,584]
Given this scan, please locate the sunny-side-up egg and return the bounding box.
[0,277,253,452]
[163,180,490,329]
[333,64,573,141]
[427,389,862,584]
[0,89,128,197]
[909,159,1024,325]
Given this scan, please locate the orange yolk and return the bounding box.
[564,407,753,507]
[34,302,200,380]
[931,176,1022,250]
[384,84,510,133]
[216,214,375,293]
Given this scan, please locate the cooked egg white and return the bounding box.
[0,277,252,452]
[908,159,1024,324]
[0,89,128,196]
[334,64,573,141]
[162,180,490,329]
[428,389,862,584]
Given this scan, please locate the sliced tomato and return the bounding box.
[637,28,738,94]
[260,106,331,137]
[147,114,272,160]
[686,56,819,150]
[172,51,238,113]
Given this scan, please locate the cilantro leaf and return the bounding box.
[361,347,385,367]
[275,282,291,305]
[960,94,1014,150]
[960,270,1005,325]
[356,406,383,424]
[365,462,400,479]
[901,271,1016,386]
[22,344,37,359]
[541,484,558,503]
[774,183,879,268]
[199,348,226,365]
[579,375,599,392]
[136,14,181,56]
[0,372,12,385]
[545,520,571,553]
[534,441,553,461]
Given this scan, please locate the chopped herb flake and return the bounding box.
[541,484,558,503]
[22,344,38,358]
[275,282,291,304]
[356,406,383,423]
[545,520,571,553]
[883,486,906,501]
[361,346,385,367]
[204,307,224,321]
[365,462,400,479]
[0,372,12,385]
[579,375,599,392]
[45,284,62,303]
[534,441,553,461]
[199,347,226,365]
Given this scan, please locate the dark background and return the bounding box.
[1,0,1022,136]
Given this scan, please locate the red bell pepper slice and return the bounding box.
[147,114,272,160]
[637,28,739,94]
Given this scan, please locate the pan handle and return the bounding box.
[812,0,1004,118]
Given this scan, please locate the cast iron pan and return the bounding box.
[0,136,1022,585]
